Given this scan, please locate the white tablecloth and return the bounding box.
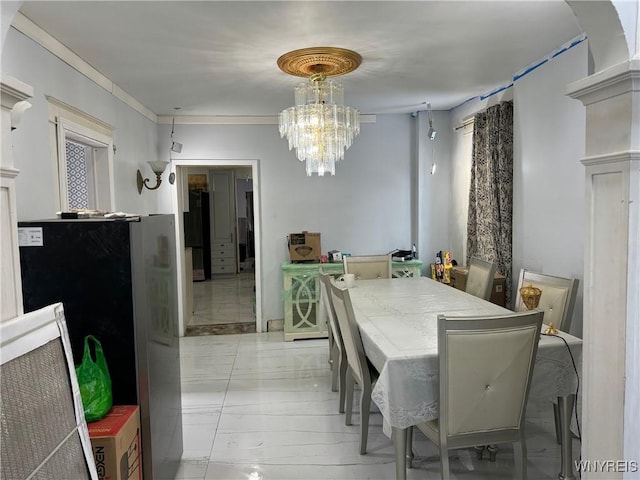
[348,277,582,432]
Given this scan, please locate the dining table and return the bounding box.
[347,276,582,480]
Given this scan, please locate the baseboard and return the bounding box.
[185,322,256,336]
[267,319,284,332]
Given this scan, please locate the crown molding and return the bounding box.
[157,114,377,125]
[11,12,157,123]
[0,166,21,179]
[46,95,114,132]
[11,13,378,127]
[1,75,34,107]
[566,59,640,106]
[580,150,640,167]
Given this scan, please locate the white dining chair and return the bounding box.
[329,280,379,455]
[343,254,392,280]
[318,268,337,377]
[465,257,498,301]
[514,269,579,333]
[412,310,544,479]
[514,268,580,446]
[319,268,347,413]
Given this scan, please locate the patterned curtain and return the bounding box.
[467,101,514,305]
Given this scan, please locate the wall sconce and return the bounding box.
[137,160,169,194]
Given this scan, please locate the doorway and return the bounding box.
[171,159,262,337]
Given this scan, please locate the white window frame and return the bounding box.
[57,118,114,211]
[47,96,115,212]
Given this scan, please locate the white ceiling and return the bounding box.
[16,1,584,116]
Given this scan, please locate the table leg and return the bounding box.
[557,394,577,480]
[392,426,407,480]
[406,427,414,468]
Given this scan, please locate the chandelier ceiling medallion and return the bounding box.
[278,47,362,176]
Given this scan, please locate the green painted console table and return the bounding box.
[281,260,423,341]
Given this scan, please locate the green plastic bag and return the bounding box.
[75,335,112,422]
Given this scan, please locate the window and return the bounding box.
[65,140,93,209]
[47,96,115,212]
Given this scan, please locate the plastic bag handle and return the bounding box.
[82,335,111,385]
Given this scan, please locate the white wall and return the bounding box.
[449,41,588,337]
[235,172,253,221]
[416,109,453,270]
[2,27,160,220]
[448,117,474,267]
[1,2,20,47]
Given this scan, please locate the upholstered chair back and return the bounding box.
[343,254,392,280]
[414,310,544,480]
[329,282,370,387]
[319,269,344,353]
[514,269,579,332]
[465,257,498,301]
[440,312,542,437]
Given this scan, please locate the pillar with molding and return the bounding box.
[1,75,33,322]
[567,57,639,478]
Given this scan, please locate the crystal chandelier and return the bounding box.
[278,47,362,176]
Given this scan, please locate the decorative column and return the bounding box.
[567,59,639,478]
[1,75,33,322]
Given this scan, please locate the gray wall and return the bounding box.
[416,109,453,271]
[157,115,418,322]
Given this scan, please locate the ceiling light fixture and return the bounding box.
[278,47,361,176]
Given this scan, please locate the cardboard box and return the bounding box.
[449,266,506,307]
[88,406,141,480]
[288,231,321,263]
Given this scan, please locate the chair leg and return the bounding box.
[514,436,527,480]
[327,329,334,367]
[345,370,355,426]
[440,446,451,480]
[487,444,498,462]
[359,385,372,454]
[330,344,339,392]
[406,427,414,469]
[338,355,347,414]
[553,401,562,445]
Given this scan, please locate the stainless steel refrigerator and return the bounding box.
[184,190,211,280]
[18,214,183,480]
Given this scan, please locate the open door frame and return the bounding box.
[171,158,262,336]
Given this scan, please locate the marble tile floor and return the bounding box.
[175,332,581,480]
[187,272,256,335]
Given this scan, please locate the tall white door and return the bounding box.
[209,170,237,275]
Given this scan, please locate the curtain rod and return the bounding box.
[454,98,514,131]
[454,117,474,131]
